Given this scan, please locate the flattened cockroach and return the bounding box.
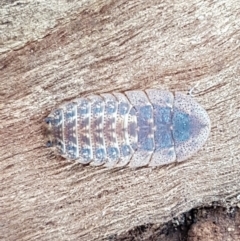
[45,89,211,167]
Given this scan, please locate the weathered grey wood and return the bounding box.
[0,0,239,240]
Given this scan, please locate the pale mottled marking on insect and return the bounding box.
[45,89,211,168]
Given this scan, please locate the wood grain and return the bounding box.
[0,0,239,240]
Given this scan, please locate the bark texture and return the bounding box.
[0,0,239,240]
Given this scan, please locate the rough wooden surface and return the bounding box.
[0,0,239,240]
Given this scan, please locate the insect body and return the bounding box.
[45,89,211,167]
